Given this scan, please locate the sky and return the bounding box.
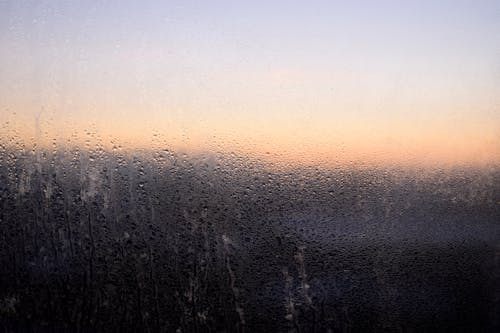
[1,0,499,166]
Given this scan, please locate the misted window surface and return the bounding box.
[1,1,499,332]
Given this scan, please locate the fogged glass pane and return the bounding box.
[1,1,499,332]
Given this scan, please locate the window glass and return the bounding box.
[1,1,499,331]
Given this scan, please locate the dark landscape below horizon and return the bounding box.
[0,146,498,332]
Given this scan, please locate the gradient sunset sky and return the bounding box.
[1,0,499,166]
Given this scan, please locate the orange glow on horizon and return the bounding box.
[2,107,499,169]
